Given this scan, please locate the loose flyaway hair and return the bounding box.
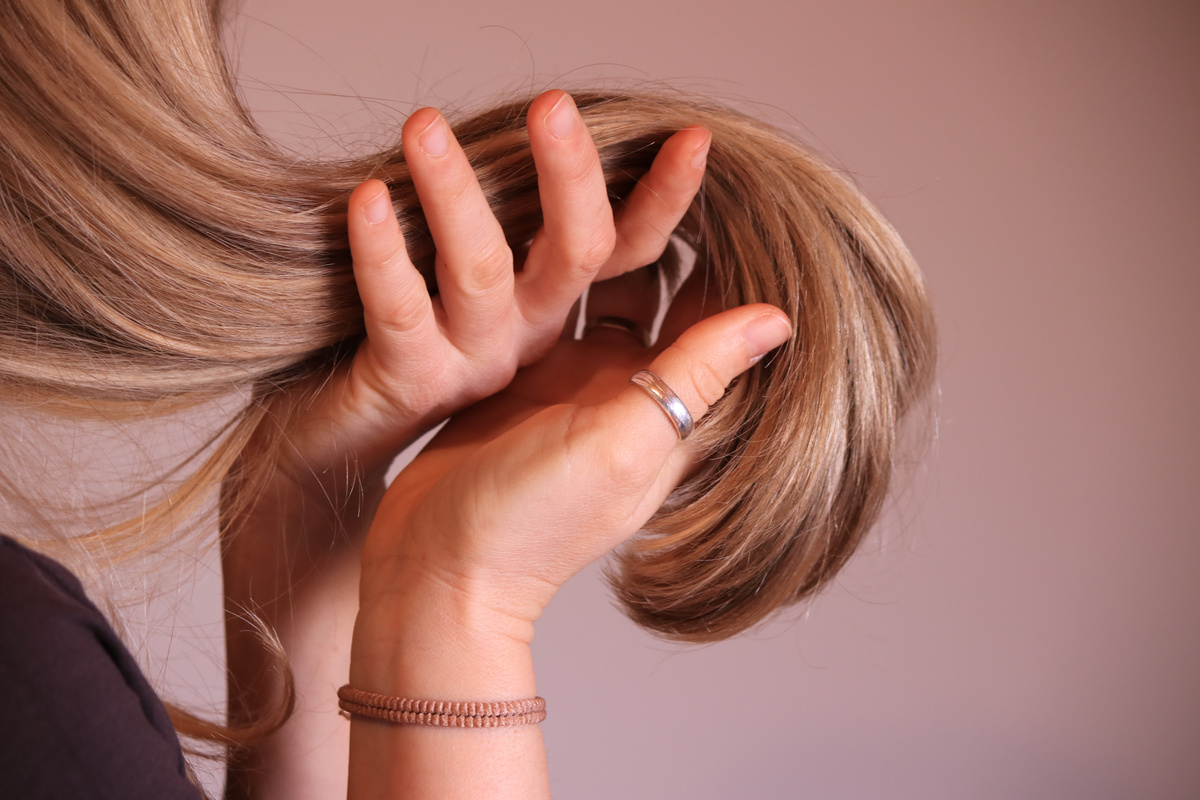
[0,0,935,644]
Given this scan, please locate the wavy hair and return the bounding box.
[0,0,935,650]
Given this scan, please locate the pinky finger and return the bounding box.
[598,126,711,281]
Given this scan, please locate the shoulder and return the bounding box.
[0,535,204,800]
[0,534,122,677]
[0,535,93,623]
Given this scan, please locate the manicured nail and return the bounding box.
[545,93,578,139]
[691,132,711,170]
[418,115,449,156]
[743,313,792,364]
[363,186,392,225]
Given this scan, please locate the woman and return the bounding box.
[0,0,935,797]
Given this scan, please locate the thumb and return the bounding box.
[587,303,792,493]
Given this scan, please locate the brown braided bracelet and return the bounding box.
[337,685,546,728]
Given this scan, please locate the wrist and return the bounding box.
[351,567,538,701]
[345,583,549,800]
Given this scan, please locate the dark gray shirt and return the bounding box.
[0,535,204,799]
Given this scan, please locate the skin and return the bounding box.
[221,90,790,799]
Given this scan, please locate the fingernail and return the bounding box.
[691,133,711,170]
[743,313,792,364]
[418,115,449,156]
[363,186,392,225]
[545,93,578,139]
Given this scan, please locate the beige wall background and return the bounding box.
[117,0,1200,797]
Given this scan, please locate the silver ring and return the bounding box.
[583,316,652,347]
[629,369,694,440]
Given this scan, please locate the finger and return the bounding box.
[517,91,616,334]
[596,126,710,281]
[595,304,792,483]
[348,179,442,361]
[403,108,516,350]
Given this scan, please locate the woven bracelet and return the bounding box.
[337,685,546,728]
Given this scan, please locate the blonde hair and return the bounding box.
[1,0,935,652]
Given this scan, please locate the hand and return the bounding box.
[354,290,793,649]
[274,91,713,494]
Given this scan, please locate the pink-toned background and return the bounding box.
[126,0,1200,797]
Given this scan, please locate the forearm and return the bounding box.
[222,464,381,800]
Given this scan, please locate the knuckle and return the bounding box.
[469,363,517,401]
[470,236,514,271]
[560,148,601,187]
[513,320,560,365]
[564,407,649,493]
[556,222,616,273]
[602,446,648,497]
[488,349,521,389]
[584,224,618,266]
[690,359,728,408]
[613,227,667,270]
[658,163,703,197]
[432,169,479,210]
[373,285,428,335]
[373,238,412,275]
[459,329,521,393]
[667,341,728,410]
[449,241,514,295]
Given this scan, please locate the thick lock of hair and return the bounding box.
[0,0,936,642]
